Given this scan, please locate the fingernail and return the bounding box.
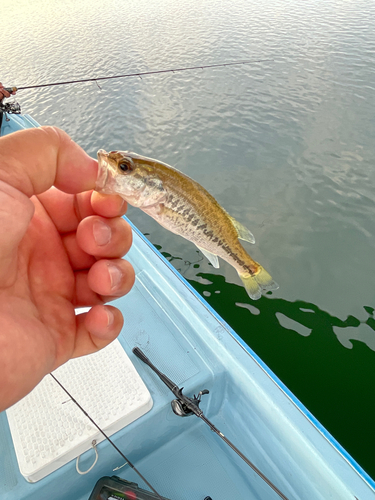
[108,263,123,290]
[93,220,111,246]
[106,307,114,326]
[120,198,127,212]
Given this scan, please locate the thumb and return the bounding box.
[0,181,35,287]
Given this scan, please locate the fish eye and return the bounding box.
[118,160,133,173]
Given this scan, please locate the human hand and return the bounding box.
[0,82,15,102]
[0,127,135,411]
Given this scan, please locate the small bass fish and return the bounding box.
[96,150,278,300]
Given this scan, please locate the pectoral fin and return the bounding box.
[228,216,255,244]
[196,245,220,268]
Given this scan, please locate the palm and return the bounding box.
[0,187,133,411]
[0,126,134,412]
[14,196,76,371]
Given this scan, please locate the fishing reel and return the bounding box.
[0,100,21,114]
[171,389,209,417]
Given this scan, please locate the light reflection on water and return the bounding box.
[2,0,375,479]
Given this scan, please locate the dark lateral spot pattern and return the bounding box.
[219,242,251,273]
[168,195,180,209]
[164,195,253,274]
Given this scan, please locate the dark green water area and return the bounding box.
[193,277,375,478]
[157,245,375,479]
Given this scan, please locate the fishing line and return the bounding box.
[49,373,164,500]
[9,59,273,91]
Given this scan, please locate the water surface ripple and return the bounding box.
[2,0,375,479]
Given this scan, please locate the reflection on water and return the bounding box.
[2,0,375,481]
[155,243,375,478]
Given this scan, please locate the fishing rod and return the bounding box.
[133,347,290,500]
[49,373,166,500]
[49,347,289,499]
[3,59,272,92]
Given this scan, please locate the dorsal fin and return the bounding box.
[228,216,255,244]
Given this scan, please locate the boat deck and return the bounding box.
[1,221,374,500]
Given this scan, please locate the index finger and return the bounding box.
[0,126,97,197]
[0,82,10,98]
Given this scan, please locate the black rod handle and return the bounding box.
[132,347,177,393]
[133,346,152,365]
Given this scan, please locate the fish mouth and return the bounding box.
[96,149,109,192]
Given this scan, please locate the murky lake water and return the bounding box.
[2,0,375,479]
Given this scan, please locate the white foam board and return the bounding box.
[6,340,153,482]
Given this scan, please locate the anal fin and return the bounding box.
[196,245,220,268]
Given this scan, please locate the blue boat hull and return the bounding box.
[0,111,40,136]
[1,113,374,500]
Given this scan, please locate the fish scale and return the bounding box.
[96,150,278,300]
[157,180,257,273]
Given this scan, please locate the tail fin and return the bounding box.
[239,273,262,300]
[254,266,279,292]
[239,266,278,300]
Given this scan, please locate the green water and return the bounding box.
[156,245,375,477]
[191,273,375,477]
[2,0,375,479]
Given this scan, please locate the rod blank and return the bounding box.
[13,59,273,91]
